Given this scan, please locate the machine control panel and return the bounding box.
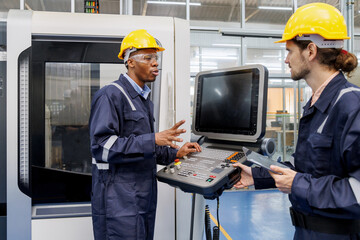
[157,146,245,199]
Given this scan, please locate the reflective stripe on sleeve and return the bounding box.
[349,177,360,204]
[109,82,136,111]
[102,135,118,162]
[92,158,109,170]
[333,87,360,106]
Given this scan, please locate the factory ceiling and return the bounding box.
[0,0,359,28]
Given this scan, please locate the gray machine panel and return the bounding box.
[0,15,6,240]
[0,16,6,204]
[158,65,269,199]
[157,143,243,199]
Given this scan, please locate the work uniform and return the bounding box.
[252,72,360,239]
[89,74,177,240]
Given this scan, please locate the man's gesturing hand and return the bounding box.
[155,120,186,149]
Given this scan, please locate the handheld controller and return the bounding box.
[156,147,244,199]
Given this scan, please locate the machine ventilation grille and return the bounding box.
[19,56,29,188]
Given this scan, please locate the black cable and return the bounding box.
[197,135,206,145]
[212,226,219,240]
[205,205,212,240]
[190,193,196,240]
[216,196,220,230]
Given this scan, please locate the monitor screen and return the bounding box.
[192,65,268,142]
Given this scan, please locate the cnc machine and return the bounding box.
[5,10,204,240]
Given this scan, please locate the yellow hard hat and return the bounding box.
[275,3,349,43]
[118,29,165,60]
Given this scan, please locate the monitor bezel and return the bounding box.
[192,64,268,143]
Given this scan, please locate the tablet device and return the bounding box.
[242,147,289,174]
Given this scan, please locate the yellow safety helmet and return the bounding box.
[118,29,165,60]
[275,3,349,43]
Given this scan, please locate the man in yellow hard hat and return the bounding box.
[89,29,201,240]
[234,3,360,239]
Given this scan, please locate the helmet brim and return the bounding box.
[118,46,166,60]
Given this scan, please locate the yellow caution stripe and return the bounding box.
[209,212,232,240]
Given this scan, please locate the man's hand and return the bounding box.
[155,120,186,149]
[268,166,297,194]
[176,142,202,158]
[232,163,254,189]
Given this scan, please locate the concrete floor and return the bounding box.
[203,189,294,240]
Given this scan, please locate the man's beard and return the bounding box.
[292,67,310,81]
[291,56,310,81]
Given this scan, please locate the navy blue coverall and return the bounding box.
[89,74,177,240]
[252,72,360,239]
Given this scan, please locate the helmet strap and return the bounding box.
[124,47,138,65]
[296,34,344,49]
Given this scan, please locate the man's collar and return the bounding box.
[118,74,138,99]
[121,73,151,99]
[312,72,347,113]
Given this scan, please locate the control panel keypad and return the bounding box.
[225,151,245,163]
[160,147,245,183]
[157,145,244,197]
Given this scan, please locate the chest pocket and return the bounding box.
[307,133,333,176]
[109,82,153,136]
[307,87,360,176]
[123,111,149,135]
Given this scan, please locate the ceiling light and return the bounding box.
[262,54,281,58]
[258,6,292,11]
[212,43,241,47]
[220,28,283,38]
[201,56,237,60]
[191,61,218,66]
[147,1,201,6]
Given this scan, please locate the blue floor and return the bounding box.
[204,189,294,240]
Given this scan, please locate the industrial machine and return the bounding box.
[157,65,273,199]
[0,11,7,240]
[5,10,203,240]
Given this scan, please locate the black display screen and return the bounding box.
[194,68,260,135]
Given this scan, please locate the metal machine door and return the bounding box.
[17,36,163,205]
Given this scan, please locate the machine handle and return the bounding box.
[18,47,32,197]
[166,72,175,129]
